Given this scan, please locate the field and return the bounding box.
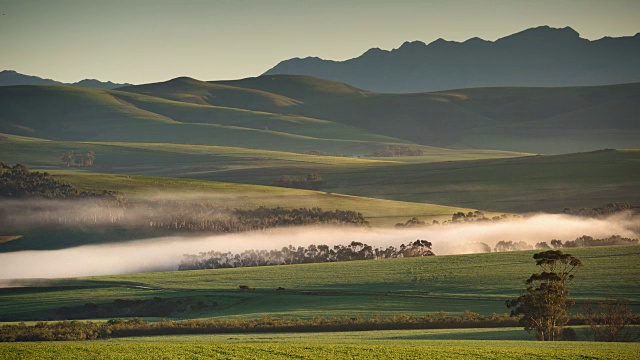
[1,246,638,321]
[2,135,638,216]
[2,332,639,359]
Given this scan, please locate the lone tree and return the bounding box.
[506,250,582,341]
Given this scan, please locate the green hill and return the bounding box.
[0,133,527,180]
[3,77,638,154]
[1,135,635,213]
[122,75,640,154]
[0,85,411,154]
[215,74,371,103]
[319,149,640,212]
[117,77,302,112]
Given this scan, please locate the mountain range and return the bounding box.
[263,26,640,93]
[0,70,130,89]
[1,75,639,154]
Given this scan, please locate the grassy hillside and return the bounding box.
[112,144,634,213]
[211,76,640,154]
[117,77,303,111]
[0,133,528,179]
[215,74,372,103]
[3,77,638,154]
[1,246,637,320]
[1,135,636,213]
[319,149,640,212]
[0,85,410,155]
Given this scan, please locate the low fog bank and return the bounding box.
[0,214,637,281]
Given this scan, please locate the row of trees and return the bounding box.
[373,145,423,157]
[60,151,95,167]
[562,203,640,218]
[179,240,434,270]
[0,312,519,342]
[394,212,512,228]
[492,235,638,253]
[2,202,368,235]
[273,172,324,190]
[147,206,369,233]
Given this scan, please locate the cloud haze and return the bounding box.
[0,214,636,281]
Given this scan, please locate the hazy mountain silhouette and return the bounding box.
[263,26,640,93]
[0,70,130,89]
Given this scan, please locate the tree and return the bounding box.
[550,239,563,248]
[83,151,95,167]
[506,250,582,341]
[582,300,640,342]
[61,151,74,167]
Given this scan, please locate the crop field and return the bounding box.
[1,246,638,321]
[1,335,638,359]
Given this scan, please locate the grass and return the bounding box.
[319,149,640,212]
[1,335,638,359]
[1,246,638,321]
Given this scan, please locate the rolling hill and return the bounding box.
[1,135,636,214]
[263,26,640,93]
[122,76,640,154]
[2,75,638,154]
[0,85,415,155]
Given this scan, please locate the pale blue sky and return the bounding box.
[1,0,638,84]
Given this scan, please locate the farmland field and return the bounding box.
[1,333,638,359]
[2,246,638,321]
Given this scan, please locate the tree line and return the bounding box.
[2,308,636,342]
[492,235,638,253]
[395,212,513,228]
[60,151,95,167]
[562,203,640,218]
[179,240,434,270]
[0,163,122,201]
[0,312,517,342]
[147,206,369,233]
[373,145,423,157]
[273,172,324,190]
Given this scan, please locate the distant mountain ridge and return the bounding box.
[0,70,131,89]
[263,26,640,93]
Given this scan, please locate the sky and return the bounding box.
[1,0,639,84]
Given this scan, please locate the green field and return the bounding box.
[2,246,638,321]
[1,332,638,359]
[2,134,638,214]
